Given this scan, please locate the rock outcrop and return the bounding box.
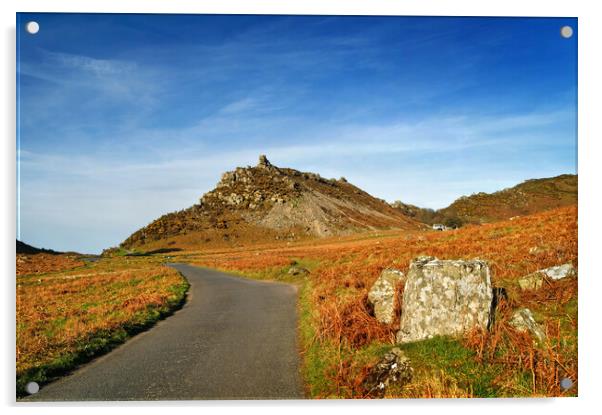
[367,269,404,324]
[396,256,494,344]
[258,154,272,168]
[509,308,547,344]
[363,348,413,397]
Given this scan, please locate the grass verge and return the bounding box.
[16,258,189,397]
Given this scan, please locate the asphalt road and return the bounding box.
[24,264,303,401]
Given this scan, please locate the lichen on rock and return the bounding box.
[396,256,494,344]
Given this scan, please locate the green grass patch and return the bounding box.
[400,336,502,397]
[297,280,336,397]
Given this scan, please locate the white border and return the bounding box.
[3,1,601,414]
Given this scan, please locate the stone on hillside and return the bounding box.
[518,263,576,290]
[528,246,545,255]
[518,273,544,290]
[509,308,546,343]
[368,268,404,324]
[396,256,493,344]
[363,348,413,397]
[540,263,576,280]
[288,266,310,276]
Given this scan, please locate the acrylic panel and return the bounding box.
[16,13,578,401]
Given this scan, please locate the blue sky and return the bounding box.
[16,14,577,254]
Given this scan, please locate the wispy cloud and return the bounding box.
[19,106,575,242]
[218,98,260,115]
[19,49,162,123]
[47,50,135,76]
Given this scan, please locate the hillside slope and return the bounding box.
[436,174,577,224]
[121,156,422,250]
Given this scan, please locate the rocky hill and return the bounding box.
[391,174,577,226]
[121,156,422,250]
[440,174,577,224]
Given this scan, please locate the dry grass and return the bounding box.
[16,253,85,276]
[185,205,577,398]
[16,256,188,396]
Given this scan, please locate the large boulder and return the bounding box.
[362,348,413,397]
[368,269,404,324]
[396,256,493,344]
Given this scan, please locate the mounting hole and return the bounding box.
[25,381,39,394]
[560,25,573,39]
[26,21,40,35]
[560,377,573,390]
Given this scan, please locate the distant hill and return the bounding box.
[16,240,59,255]
[389,201,438,224]
[16,241,87,276]
[121,155,422,250]
[391,174,577,226]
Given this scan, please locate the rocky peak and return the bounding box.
[198,156,302,211]
[121,156,421,249]
[258,154,272,169]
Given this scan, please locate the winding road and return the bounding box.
[25,264,303,401]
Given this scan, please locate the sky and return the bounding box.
[16,14,577,254]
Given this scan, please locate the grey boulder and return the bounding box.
[368,268,404,324]
[396,256,493,344]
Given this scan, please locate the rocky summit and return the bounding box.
[121,156,421,249]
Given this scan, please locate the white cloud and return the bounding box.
[46,50,136,76]
[219,98,260,114]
